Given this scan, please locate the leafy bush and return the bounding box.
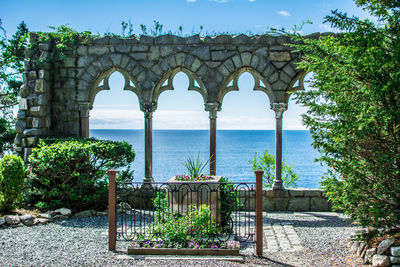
[152,192,218,246]
[0,155,25,211]
[27,137,135,211]
[290,0,400,230]
[249,149,298,188]
[219,177,241,228]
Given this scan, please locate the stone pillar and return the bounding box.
[205,102,220,176]
[271,103,287,190]
[141,102,157,183]
[79,102,91,138]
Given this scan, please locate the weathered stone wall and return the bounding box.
[15,33,332,163]
[238,188,331,212]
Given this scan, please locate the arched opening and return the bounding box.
[153,71,209,180]
[89,71,144,179]
[283,72,327,188]
[218,71,273,182]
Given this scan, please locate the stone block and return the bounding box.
[32,117,43,128]
[23,128,42,136]
[63,57,76,67]
[131,45,149,52]
[184,35,201,44]
[110,53,122,66]
[282,63,296,77]
[160,46,173,57]
[130,52,147,61]
[29,106,45,116]
[148,46,160,61]
[250,56,260,69]
[304,189,322,197]
[211,50,235,61]
[288,198,310,211]
[377,238,395,255]
[265,189,289,198]
[19,98,28,110]
[391,247,400,257]
[218,65,230,76]
[15,120,26,134]
[288,189,304,197]
[213,35,232,43]
[175,53,186,65]
[241,52,252,66]
[365,248,377,264]
[390,256,400,264]
[38,70,49,80]
[34,79,49,93]
[310,197,329,211]
[20,215,34,226]
[115,45,131,53]
[260,35,276,45]
[77,46,87,56]
[274,198,289,210]
[28,71,37,80]
[231,54,242,68]
[191,46,210,61]
[37,94,48,105]
[88,46,109,55]
[139,35,154,44]
[38,43,50,51]
[269,51,291,61]
[5,215,20,225]
[232,34,249,44]
[191,58,201,72]
[372,255,390,267]
[155,34,182,45]
[26,137,36,147]
[263,196,275,211]
[17,111,26,120]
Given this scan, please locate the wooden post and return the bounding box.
[209,111,217,176]
[108,169,118,251]
[255,169,264,257]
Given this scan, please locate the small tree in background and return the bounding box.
[291,0,400,230]
[250,149,298,188]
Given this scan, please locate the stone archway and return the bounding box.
[16,33,325,188]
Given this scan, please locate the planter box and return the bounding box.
[166,176,222,223]
[127,247,240,256]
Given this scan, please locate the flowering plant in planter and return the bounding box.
[174,174,215,181]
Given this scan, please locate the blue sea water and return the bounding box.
[89,130,327,188]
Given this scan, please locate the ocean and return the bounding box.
[89,129,327,188]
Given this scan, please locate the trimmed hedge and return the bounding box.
[0,155,25,211]
[27,137,135,211]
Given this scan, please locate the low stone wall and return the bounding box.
[238,188,331,212]
[120,188,331,212]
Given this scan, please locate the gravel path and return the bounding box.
[0,212,362,266]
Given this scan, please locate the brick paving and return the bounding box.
[263,223,303,253]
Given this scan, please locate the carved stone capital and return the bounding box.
[205,102,221,119]
[78,102,92,118]
[140,101,157,113]
[271,102,287,119]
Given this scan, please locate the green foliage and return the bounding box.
[249,150,298,188]
[27,137,135,211]
[0,20,29,153]
[183,152,210,180]
[290,0,400,230]
[152,192,218,246]
[219,177,241,228]
[0,155,25,211]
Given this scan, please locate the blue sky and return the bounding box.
[1,0,370,129]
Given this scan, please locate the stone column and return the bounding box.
[79,102,91,138]
[141,102,157,183]
[271,103,287,190]
[205,102,221,176]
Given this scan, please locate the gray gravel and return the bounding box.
[0,212,361,266]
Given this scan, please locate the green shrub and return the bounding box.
[249,149,298,188]
[0,155,25,211]
[27,137,135,211]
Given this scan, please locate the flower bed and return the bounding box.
[174,174,215,181]
[128,240,240,256]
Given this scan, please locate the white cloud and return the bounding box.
[278,10,291,17]
[210,0,229,3]
[318,23,335,32]
[248,0,256,2]
[186,0,196,2]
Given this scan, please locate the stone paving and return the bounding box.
[263,223,303,253]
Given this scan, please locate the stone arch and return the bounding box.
[87,67,141,106]
[283,70,307,103]
[218,67,274,105]
[151,67,208,104]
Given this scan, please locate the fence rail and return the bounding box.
[108,171,264,256]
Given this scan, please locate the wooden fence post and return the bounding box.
[255,169,264,257]
[108,169,118,251]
